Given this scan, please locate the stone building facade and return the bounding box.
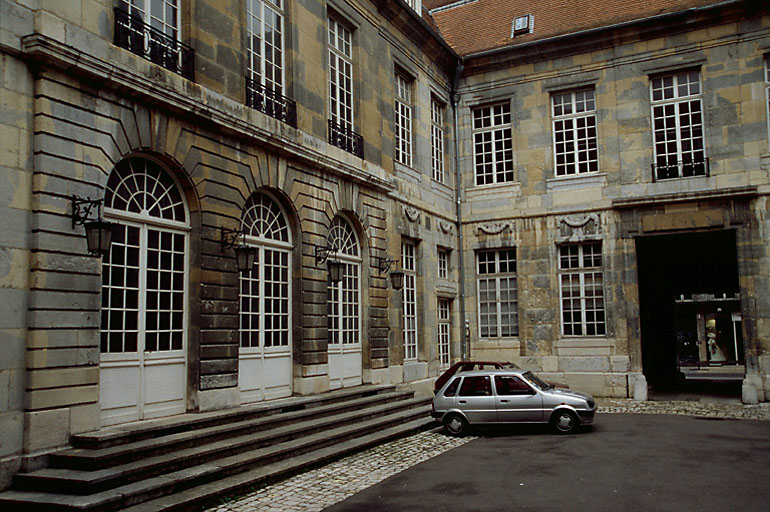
[0,0,769,491]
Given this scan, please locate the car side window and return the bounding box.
[458,376,492,396]
[443,377,461,397]
[494,376,533,395]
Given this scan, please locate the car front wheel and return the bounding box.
[443,413,469,436]
[550,409,579,434]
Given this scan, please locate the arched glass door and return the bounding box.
[100,157,189,426]
[327,217,362,389]
[239,192,293,403]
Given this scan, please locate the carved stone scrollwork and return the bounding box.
[438,220,454,234]
[403,206,421,223]
[476,221,515,235]
[559,213,600,242]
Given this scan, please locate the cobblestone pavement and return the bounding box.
[207,399,770,512]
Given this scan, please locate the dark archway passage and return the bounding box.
[635,230,740,389]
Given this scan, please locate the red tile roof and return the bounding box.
[426,0,725,56]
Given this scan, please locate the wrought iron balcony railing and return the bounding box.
[245,78,297,128]
[114,8,195,81]
[328,119,364,159]
[651,157,709,181]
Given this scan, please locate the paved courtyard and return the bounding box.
[207,399,770,512]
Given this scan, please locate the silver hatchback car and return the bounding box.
[432,369,596,435]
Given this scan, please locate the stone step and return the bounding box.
[48,390,415,471]
[70,385,397,450]
[14,397,430,495]
[120,417,437,512]
[0,406,434,511]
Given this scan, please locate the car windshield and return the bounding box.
[522,371,552,390]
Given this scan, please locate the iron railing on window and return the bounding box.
[245,78,297,128]
[328,119,364,158]
[651,157,709,181]
[114,8,195,81]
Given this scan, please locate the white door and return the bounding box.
[239,193,293,404]
[100,158,189,426]
[327,217,362,389]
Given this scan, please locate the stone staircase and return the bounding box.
[0,385,434,511]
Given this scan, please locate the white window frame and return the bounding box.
[476,249,518,338]
[328,15,354,131]
[394,71,413,166]
[650,70,706,180]
[431,97,446,183]
[404,0,421,13]
[240,194,293,351]
[246,0,285,95]
[327,217,361,347]
[437,249,448,280]
[120,0,180,38]
[402,241,418,361]
[472,103,514,186]
[558,242,606,337]
[552,89,598,176]
[437,298,451,368]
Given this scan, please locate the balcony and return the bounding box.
[245,79,297,128]
[328,119,364,159]
[652,157,709,181]
[114,8,195,81]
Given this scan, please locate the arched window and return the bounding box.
[101,157,188,355]
[100,157,189,425]
[327,216,361,346]
[239,192,293,403]
[240,193,292,349]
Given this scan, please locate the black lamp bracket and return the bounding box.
[315,242,339,265]
[377,256,399,275]
[72,195,104,228]
[221,227,244,250]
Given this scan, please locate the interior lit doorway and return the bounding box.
[635,229,742,391]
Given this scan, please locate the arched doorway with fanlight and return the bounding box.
[238,192,293,404]
[327,216,363,389]
[99,156,190,426]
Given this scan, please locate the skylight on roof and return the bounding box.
[512,15,534,37]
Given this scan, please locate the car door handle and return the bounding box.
[459,400,466,404]
[500,400,509,403]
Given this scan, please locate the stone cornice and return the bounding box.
[612,186,758,209]
[20,33,396,195]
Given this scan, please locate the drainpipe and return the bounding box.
[451,58,467,360]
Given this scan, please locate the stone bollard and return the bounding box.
[633,374,648,401]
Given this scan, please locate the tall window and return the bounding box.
[552,89,598,176]
[438,249,449,280]
[402,241,418,360]
[240,193,292,350]
[651,70,706,180]
[328,15,354,131]
[246,0,284,95]
[327,217,361,347]
[394,71,413,166]
[119,0,179,38]
[431,98,445,183]
[473,103,514,186]
[559,242,605,336]
[477,249,518,338]
[101,157,188,355]
[437,298,451,368]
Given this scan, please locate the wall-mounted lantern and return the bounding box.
[377,256,404,290]
[71,195,115,256]
[315,243,344,283]
[221,227,257,272]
